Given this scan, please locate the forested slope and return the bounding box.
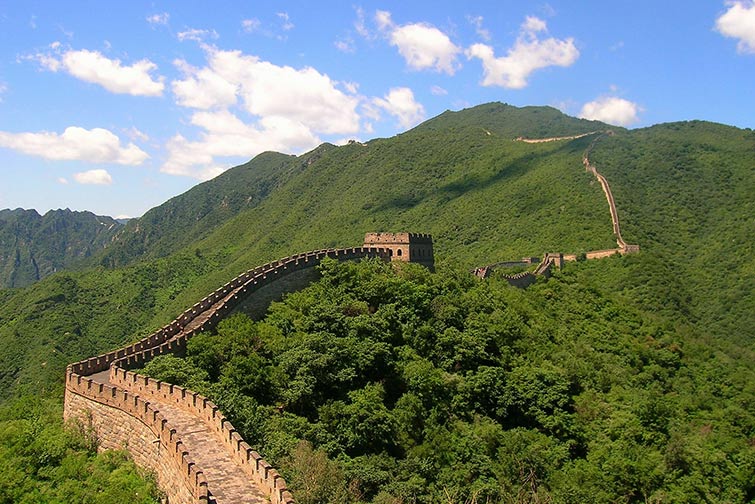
[0,102,753,503]
[0,209,121,288]
[0,103,621,400]
[586,121,755,341]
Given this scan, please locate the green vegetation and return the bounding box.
[0,395,160,504]
[0,209,121,288]
[141,259,755,503]
[99,150,297,268]
[589,122,755,342]
[0,103,752,502]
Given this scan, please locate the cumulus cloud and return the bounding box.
[172,59,238,109]
[73,169,113,185]
[31,48,164,96]
[579,96,641,126]
[377,11,461,75]
[715,1,755,53]
[0,126,149,164]
[373,87,426,129]
[165,46,363,179]
[467,16,578,88]
[163,111,319,180]
[146,13,169,26]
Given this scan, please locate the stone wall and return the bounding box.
[111,367,292,503]
[64,377,206,504]
[65,245,401,503]
[363,232,434,270]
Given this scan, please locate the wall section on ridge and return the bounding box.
[64,246,398,504]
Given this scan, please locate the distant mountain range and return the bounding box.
[0,102,752,398]
[0,208,121,288]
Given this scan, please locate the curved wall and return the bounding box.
[65,247,391,504]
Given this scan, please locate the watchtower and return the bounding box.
[363,232,434,270]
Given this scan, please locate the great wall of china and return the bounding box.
[64,133,638,502]
[65,238,434,504]
[475,131,639,283]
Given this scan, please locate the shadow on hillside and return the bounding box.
[373,138,588,213]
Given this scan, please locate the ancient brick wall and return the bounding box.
[65,246,397,503]
[363,232,434,269]
[64,376,207,504]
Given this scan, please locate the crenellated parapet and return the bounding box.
[363,232,434,270]
[64,239,431,504]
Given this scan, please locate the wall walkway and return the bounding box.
[65,247,390,504]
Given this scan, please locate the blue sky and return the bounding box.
[0,1,753,218]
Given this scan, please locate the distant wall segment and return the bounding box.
[65,238,434,504]
[476,131,639,284]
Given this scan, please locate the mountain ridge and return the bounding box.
[0,102,751,399]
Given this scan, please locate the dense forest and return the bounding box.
[141,258,755,503]
[0,103,752,502]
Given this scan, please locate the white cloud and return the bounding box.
[373,87,426,129]
[468,15,491,41]
[467,16,579,89]
[0,82,6,102]
[579,96,641,126]
[146,13,169,26]
[124,126,149,142]
[163,111,319,180]
[335,38,355,53]
[172,59,238,109]
[177,28,219,42]
[164,46,363,178]
[378,11,461,75]
[57,177,68,184]
[73,169,112,185]
[0,126,149,164]
[242,18,261,33]
[341,81,359,94]
[430,85,448,96]
[201,47,361,134]
[355,7,372,39]
[375,10,393,31]
[277,12,294,31]
[32,48,164,96]
[715,1,755,53]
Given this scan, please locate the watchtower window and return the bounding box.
[388,249,393,257]
[397,249,402,257]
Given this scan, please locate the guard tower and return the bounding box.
[363,232,434,270]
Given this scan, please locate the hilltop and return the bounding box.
[0,102,752,398]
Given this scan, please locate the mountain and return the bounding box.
[98,150,298,268]
[0,208,121,288]
[0,102,752,400]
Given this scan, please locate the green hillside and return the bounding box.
[1,103,752,401]
[585,121,755,341]
[0,209,121,288]
[98,150,297,268]
[1,101,753,502]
